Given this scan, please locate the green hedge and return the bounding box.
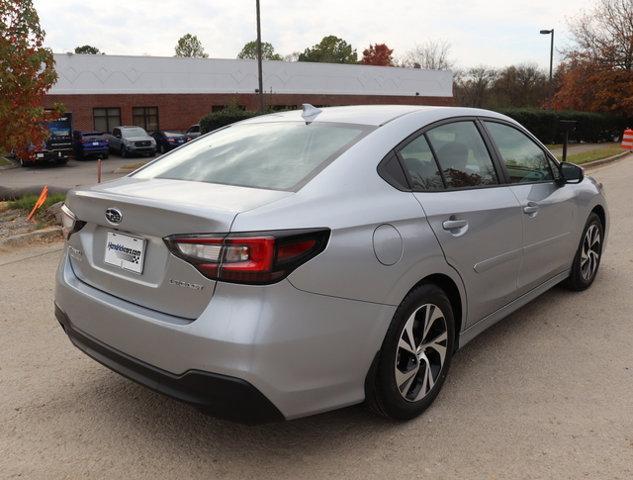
[199,109,262,134]
[199,106,629,145]
[496,109,628,144]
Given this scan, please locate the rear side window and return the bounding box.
[398,135,444,191]
[485,122,554,183]
[426,122,498,188]
[134,122,371,191]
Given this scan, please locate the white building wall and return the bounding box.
[51,53,453,98]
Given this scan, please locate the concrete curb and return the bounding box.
[0,185,69,201]
[113,163,148,174]
[0,226,62,249]
[582,151,631,170]
[0,158,19,170]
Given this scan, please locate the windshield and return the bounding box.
[133,122,372,191]
[122,127,148,137]
[164,131,183,137]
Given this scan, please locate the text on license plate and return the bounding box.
[104,232,146,274]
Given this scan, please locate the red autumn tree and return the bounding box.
[361,43,394,66]
[0,0,60,158]
[553,0,633,116]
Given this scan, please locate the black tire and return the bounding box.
[160,144,166,154]
[120,145,127,158]
[103,153,109,160]
[564,213,604,291]
[366,283,455,420]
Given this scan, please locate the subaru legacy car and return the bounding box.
[55,105,608,423]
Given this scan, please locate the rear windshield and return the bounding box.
[164,131,182,137]
[133,122,372,191]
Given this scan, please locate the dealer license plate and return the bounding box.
[104,232,146,274]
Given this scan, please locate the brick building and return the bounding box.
[45,53,454,133]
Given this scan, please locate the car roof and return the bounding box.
[239,105,512,127]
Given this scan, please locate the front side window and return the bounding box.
[398,135,444,191]
[133,107,159,132]
[133,122,372,191]
[485,122,553,183]
[426,122,498,188]
[93,108,121,133]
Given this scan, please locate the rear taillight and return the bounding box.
[60,204,86,240]
[164,229,330,285]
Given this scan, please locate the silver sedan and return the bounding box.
[55,105,608,422]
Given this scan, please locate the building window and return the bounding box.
[132,107,159,132]
[93,108,121,133]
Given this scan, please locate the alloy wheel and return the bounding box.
[395,303,448,402]
[580,224,601,281]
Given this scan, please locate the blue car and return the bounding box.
[73,131,109,160]
[151,130,187,154]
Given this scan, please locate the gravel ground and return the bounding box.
[1,159,633,479]
[0,207,36,240]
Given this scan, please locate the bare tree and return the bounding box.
[568,0,633,70]
[453,67,498,107]
[400,40,454,70]
[491,63,549,108]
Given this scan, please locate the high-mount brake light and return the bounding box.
[164,229,330,285]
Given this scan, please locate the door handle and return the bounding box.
[523,202,540,215]
[442,219,468,230]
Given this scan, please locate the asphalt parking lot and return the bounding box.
[0,153,146,191]
[1,158,632,479]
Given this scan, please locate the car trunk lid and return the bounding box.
[65,177,292,319]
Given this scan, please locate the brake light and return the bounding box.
[60,204,86,240]
[164,229,330,284]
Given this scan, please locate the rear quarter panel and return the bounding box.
[231,116,468,316]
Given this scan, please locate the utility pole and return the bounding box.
[256,0,265,113]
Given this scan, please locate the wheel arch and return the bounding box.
[591,204,606,229]
[408,273,465,351]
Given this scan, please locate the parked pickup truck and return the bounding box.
[18,113,73,167]
[73,131,109,160]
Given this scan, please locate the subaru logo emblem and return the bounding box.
[105,208,123,225]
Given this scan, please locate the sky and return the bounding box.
[33,0,596,70]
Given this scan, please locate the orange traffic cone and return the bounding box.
[622,128,633,150]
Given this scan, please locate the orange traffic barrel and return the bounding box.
[622,129,633,150]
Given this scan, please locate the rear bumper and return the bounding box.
[27,150,69,163]
[128,145,155,154]
[55,305,283,423]
[55,249,395,420]
[78,147,109,157]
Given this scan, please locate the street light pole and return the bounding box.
[540,28,554,107]
[256,0,265,113]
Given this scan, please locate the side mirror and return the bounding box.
[559,162,584,185]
